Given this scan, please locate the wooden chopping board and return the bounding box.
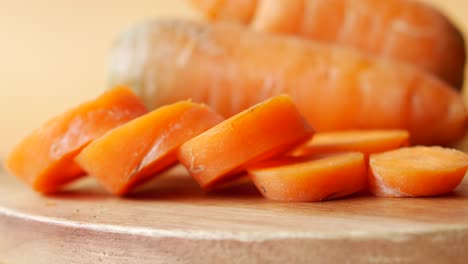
[1,1,468,263]
[1,164,467,264]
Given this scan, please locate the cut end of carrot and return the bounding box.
[369,146,468,197]
[178,95,314,189]
[248,152,367,202]
[292,130,410,157]
[5,86,148,193]
[31,149,86,194]
[76,100,224,195]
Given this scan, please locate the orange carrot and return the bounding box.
[177,95,314,189]
[190,0,466,88]
[369,146,468,197]
[292,130,410,158]
[75,101,223,195]
[248,152,367,202]
[4,87,148,193]
[192,0,257,24]
[109,20,466,146]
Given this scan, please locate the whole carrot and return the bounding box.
[109,20,466,146]
[192,0,257,24]
[189,0,466,88]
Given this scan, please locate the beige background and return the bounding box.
[0,0,467,158]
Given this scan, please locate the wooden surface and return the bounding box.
[1,165,468,263]
[1,1,468,263]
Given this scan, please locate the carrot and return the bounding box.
[109,20,466,146]
[4,87,148,193]
[247,152,367,202]
[368,146,468,197]
[191,0,257,24]
[75,101,223,195]
[177,95,314,189]
[189,0,466,88]
[292,130,410,158]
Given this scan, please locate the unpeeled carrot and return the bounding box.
[177,95,314,189]
[5,87,148,193]
[109,20,466,146]
[248,152,367,202]
[369,146,468,197]
[190,0,466,88]
[75,101,223,195]
[192,0,257,24]
[292,130,410,158]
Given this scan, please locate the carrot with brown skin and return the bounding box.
[4,87,148,193]
[190,0,466,88]
[177,95,314,189]
[292,130,410,158]
[248,152,367,202]
[109,20,466,146]
[75,101,223,195]
[369,146,468,197]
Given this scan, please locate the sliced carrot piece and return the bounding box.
[177,95,314,189]
[292,130,410,158]
[369,146,468,197]
[75,101,223,195]
[248,153,367,202]
[4,86,148,193]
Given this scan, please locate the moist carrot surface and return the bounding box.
[248,152,367,202]
[177,95,314,189]
[110,20,466,146]
[189,0,466,88]
[369,146,468,197]
[292,130,410,157]
[75,101,223,195]
[4,87,148,193]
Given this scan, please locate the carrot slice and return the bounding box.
[292,130,410,158]
[75,101,223,195]
[178,95,314,189]
[248,153,367,202]
[4,86,148,193]
[369,146,468,197]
